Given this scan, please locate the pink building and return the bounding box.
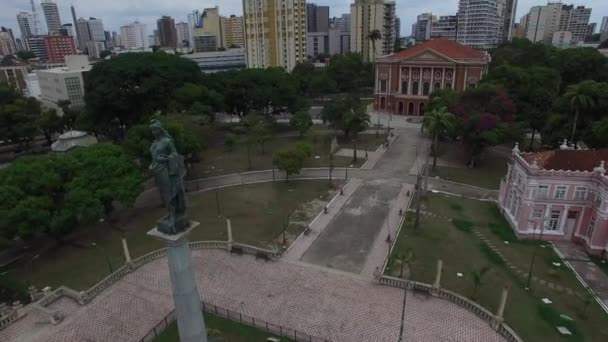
[499,142,608,256]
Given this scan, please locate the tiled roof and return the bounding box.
[389,39,486,61]
[522,149,608,174]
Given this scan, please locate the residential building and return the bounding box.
[601,16,608,33]
[307,32,329,57]
[431,15,458,41]
[37,55,91,110]
[414,13,435,42]
[175,22,190,48]
[60,23,74,37]
[76,18,92,50]
[44,35,76,64]
[395,18,401,40]
[157,16,177,48]
[243,0,307,71]
[328,14,351,55]
[194,7,223,49]
[86,41,106,59]
[499,143,608,256]
[148,35,156,48]
[457,0,500,49]
[188,10,201,50]
[0,62,29,92]
[587,23,597,37]
[524,3,592,44]
[17,11,42,48]
[350,0,397,62]
[497,0,517,43]
[373,39,490,116]
[0,31,17,56]
[183,48,246,73]
[87,18,105,42]
[307,4,329,33]
[70,5,83,50]
[41,0,61,34]
[564,5,592,42]
[552,31,572,48]
[120,22,147,50]
[222,15,245,48]
[27,35,48,60]
[512,23,525,39]
[193,34,217,52]
[112,31,121,47]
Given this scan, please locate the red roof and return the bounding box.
[523,149,608,174]
[390,39,486,61]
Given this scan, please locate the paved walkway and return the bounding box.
[0,250,506,342]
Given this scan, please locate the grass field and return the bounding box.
[389,194,608,342]
[428,150,509,190]
[154,313,292,342]
[6,181,335,291]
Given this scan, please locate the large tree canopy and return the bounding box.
[84,52,202,132]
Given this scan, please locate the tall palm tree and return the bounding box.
[394,248,415,278]
[423,107,455,168]
[564,84,595,142]
[345,105,371,163]
[368,29,382,62]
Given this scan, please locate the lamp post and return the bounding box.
[526,216,550,290]
[397,280,408,342]
[92,243,113,274]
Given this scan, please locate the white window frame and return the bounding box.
[547,210,561,231]
[574,187,587,201]
[535,185,549,199]
[531,207,544,219]
[554,186,567,200]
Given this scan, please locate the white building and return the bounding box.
[243,0,306,71]
[40,0,61,33]
[120,21,147,50]
[37,55,91,111]
[552,31,572,48]
[350,0,396,62]
[87,18,105,42]
[175,22,190,48]
[457,0,500,49]
[431,15,459,41]
[601,16,608,33]
[183,48,246,73]
[17,11,42,48]
[86,41,106,58]
[524,3,592,44]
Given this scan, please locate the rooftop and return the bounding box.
[522,148,608,174]
[389,39,486,61]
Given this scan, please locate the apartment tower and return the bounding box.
[41,0,62,33]
[350,0,396,62]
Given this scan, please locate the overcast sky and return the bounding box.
[2,0,607,38]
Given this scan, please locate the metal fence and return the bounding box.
[139,301,330,342]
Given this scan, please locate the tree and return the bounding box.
[16,50,36,60]
[563,82,596,142]
[470,266,491,300]
[424,107,455,168]
[36,108,63,145]
[84,53,202,135]
[343,105,370,163]
[0,95,40,146]
[99,50,112,59]
[291,62,316,96]
[291,111,313,137]
[321,96,364,136]
[326,53,373,92]
[393,249,415,278]
[252,120,272,154]
[367,29,382,62]
[309,72,338,102]
[272,143,311,181]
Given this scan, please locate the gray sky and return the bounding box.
[2,0,607,38]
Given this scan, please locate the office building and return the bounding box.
[37,55,91,109]
[70,5,83,50]
[76,18,92,50]
[86,41,106,58]
[457,0,500,49]
[27,35,48,60]
[222,15,245,48]
[552,31,572,48]
[60,23,74,37]
[175,22,190,47]
[512,22,525,39]
[307,4,329,33]
[350,0,397,62]
[157,16,177,48]
[44,35,76,64]
[243,0,307,71]
[414,13,435,41]
[0,30,17,56]
[17,11,43,49]
[188,10,201,50]
[497,0,517,43]
[431,15,458,41]
[329,14,351,55]
[87,18,105,42]
[195,7,223,49]
[395,18,401,40]
[183,48,246,73]
[601,17,608,33]
[587,23,597,38]
[41,0,61,33]
[120,22,147,50]
[0,62,29,92]
[193,34,217,52]
[374,39,489,116]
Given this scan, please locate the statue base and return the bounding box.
[147,221,208,342]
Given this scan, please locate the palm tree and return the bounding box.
[344,105,371,163]
[394,249,415,278]
[423,107,455,168]
[471,266,491,300]
[367,30,382,62]
[564,84,595,142]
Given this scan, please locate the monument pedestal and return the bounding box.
[148,222,207,342]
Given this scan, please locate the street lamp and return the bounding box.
[526,216,551,290]
[397,279,408,342]
[92,243,113,274]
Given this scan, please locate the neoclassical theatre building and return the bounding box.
[373,39,490,116]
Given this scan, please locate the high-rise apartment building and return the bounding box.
[601,17,608,33]
[414,13,435,41]
[70,5,83,50]
[431,15,459,41]
[60,23,74,37]
[44,35,76,63]
[17,11,42,49]
[76,18,92,50]
[196,7,223,49]
[222,15,245,48]
[563,5,592,42]
[41,0,62,34]
[175,22,190,47]
[243,0,306,71]
[395,18,401,40]
[27,35,48,60]
[87,18,105,42]
[157,16,178,48]
[120,21,147,49]
[457,0,500,49]
[0,31,17,56]
[587,23,597,37]
[350,0,396,62]
[329,14,351,55]
[496,0,517,43]
[307,4,329,33]
[524,3,591,45]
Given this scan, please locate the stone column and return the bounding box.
[121,237,132,265]
[433,259,443,289]
[148,222,207,342]
[496,285,510,321]
[226,218,233,249]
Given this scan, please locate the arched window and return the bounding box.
[423,82,430,96]
[445,83,452,89]
[434,82,441,91]
[420,103,425,115]
[412,81,419,95]
[408,102,414,115]
[380,97,386,109]
[468,83,477,89]
[401,81,408,95]
[398,102,404,114]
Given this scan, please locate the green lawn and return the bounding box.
[6,181,335,291]
[154,313,292,342]
[590,256,608,277]
[429,150,508,190]
[389,194,608,342]
[337,133,386,152]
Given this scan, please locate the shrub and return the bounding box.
[224,134,236,151]
[487,222,517,242]
[537,304,583,341]
[452,219,473,233]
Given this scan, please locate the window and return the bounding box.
[531,207,544,219]
[535,185,549,199]
[422,83,430,96]
[434,82,441,90]
[595,194,602,207]
[379,79,387,92]
[554,186,567,199]
[547,210,561,231]
[412,81,419,95]
[587,216,597,239]
[574,187,587,201]
[401,81,408,94]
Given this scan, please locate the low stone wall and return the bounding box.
[377,275,523,342]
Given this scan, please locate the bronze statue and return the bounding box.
[149,120,188,234]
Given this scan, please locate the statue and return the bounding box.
[149,120,189,234]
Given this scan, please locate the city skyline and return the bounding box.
[1,0,607,39]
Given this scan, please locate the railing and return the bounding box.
[140,301,330,342]
[0,310,19,331]
[377,275,523,342]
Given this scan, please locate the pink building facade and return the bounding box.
[499,143,608,256]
